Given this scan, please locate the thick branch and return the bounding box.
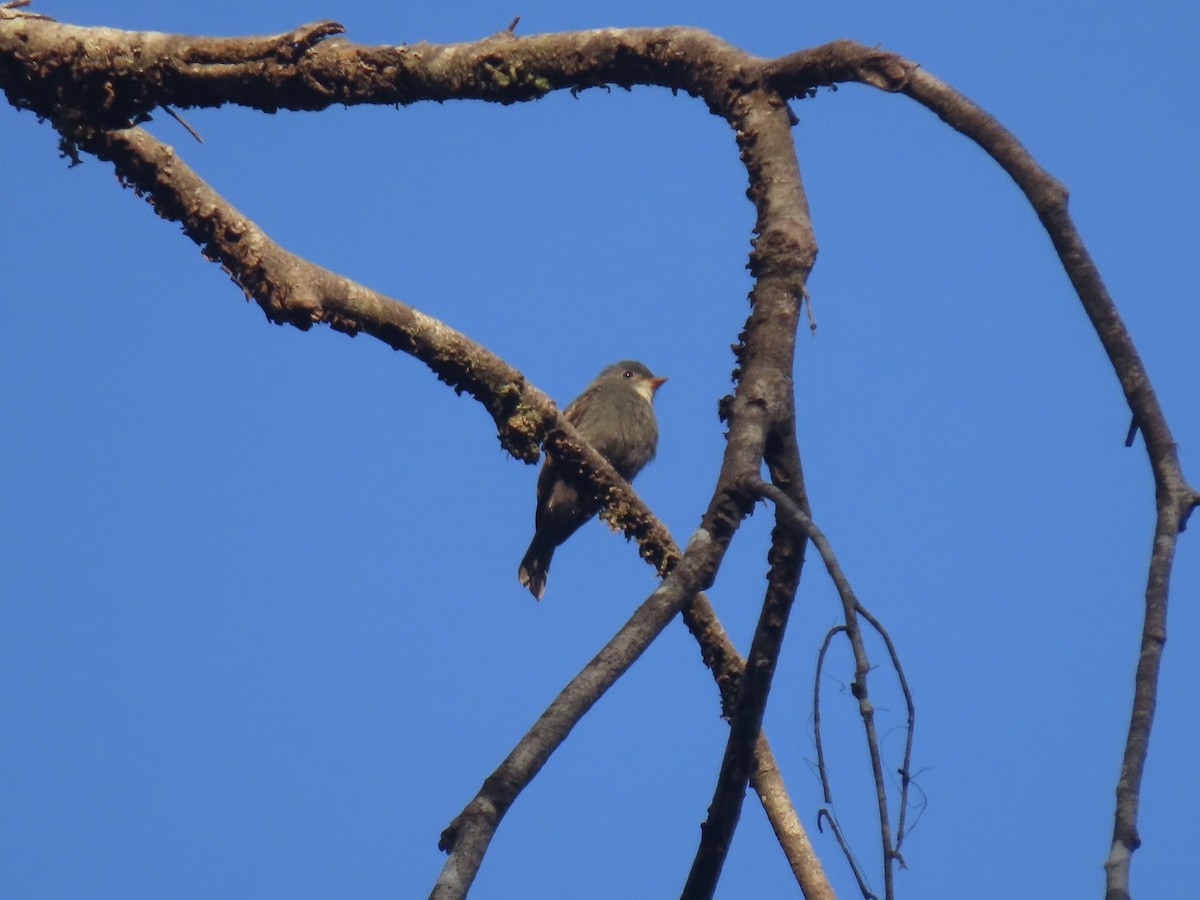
[0,18,755,122]
[63,122,688,586]
[681,85,816,898]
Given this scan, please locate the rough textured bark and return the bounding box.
[2,9,1194,899]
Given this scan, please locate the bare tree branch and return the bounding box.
[817,807,877,900]
[763,39,1200,896]
[854,606,917,859]
[682,535,801,899]
[683,427,813,898]
[749,478,910,898]
[0,18,752,124]
[433,549,718,900]
[812,626,866,888]
[3,14,1194,899]
[766,42,1197,515]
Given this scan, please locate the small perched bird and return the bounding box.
[517,360,667,600]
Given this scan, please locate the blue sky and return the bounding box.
[2,3,1196,898]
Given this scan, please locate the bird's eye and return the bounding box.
[623,370,633,378]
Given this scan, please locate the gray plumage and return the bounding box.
[517,360,666,600]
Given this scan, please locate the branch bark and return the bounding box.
[2,14,1194,900]
[681,83,816,890]
[765,39,1200,896]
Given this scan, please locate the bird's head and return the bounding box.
[601,360,667,404]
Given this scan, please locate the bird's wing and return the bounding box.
[561,384,599,429]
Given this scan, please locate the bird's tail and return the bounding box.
[517,540,553,601]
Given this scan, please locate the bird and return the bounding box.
[517,360,667,600]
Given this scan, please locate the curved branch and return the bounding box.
[0,18,754,123]
[7,17,1192,899]
[893,61,1199,900]
[812,624,846,807]
[854,606,916,857]
[750,478,905,899]
[817,808,877,900]
[766,40,1199,895]
[767,41,1195,518]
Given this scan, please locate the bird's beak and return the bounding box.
[633,374,667,404]
[638,374,667,405]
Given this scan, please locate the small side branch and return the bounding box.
[813,624,846,806]
[855,605,916,857]
[749,478,911,900]
[817,809,877,900]
[160,105,203,142]
[0,0,49,19]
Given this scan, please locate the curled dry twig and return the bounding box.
[750,478,911,898]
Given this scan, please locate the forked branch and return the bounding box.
[750,478,913,899]
[1,14,1193,900]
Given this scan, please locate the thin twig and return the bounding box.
[162,105,203,143]
[856,606,915,855]
[817,809,877,900]
[749,477,902,899]
[812,625,845,805]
